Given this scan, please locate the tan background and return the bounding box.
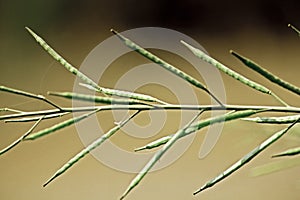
[1,1,300,199]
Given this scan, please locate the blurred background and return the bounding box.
[1,0,300,199]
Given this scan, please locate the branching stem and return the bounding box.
[1,104,300,121]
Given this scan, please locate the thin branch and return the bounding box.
[271,93,290,107]
[0,116,44,155]
[1,104,300,121]
[4,113,69,123]
[0,85,62,110]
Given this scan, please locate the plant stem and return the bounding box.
[1,104,300,121]
[0,116,44,155]
[0,85,62,110]
[4,113,69,123]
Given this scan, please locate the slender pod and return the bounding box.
[180,41,270,94]
[25,27,166,104]
[181,41,288,106]
[135,110,264,151]
[194,118,299,195]
[43,111,140,187]
[111,29,224,106]
[243,114,300,124]
[120,111,204,199]
[230,50,300,96]
[48,91,150,105]
[134,135,172,152]
[272,147,300,157]
[186,110,264,135]
[24,109,100,140]
[288,24,300,36]
[25,27,102,90]
[120,110,264,199]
